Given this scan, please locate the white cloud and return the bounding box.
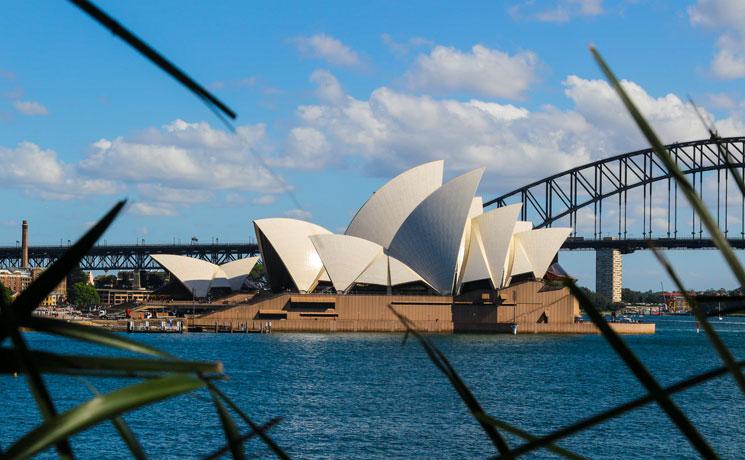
[14,100,49,116]
[0,141,119,200]
[509,0,603,23]
[129,202,177,217]
[310,69,346,104]
[80,119,288,193]
[251,194,277,205]
[274,70,745,193]
[137,184,213,204]
[293,34,362,68]
[284,208,312,220]
[689,0,745,79]
[707,92,739,109]
[405,45,539,99]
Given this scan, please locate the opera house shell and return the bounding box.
[151,254,259,298]
[253,160,571,296]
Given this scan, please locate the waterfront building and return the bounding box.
[0,268,67,306]
[188,161,646,334]
[97,288,151,306]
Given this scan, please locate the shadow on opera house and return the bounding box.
[153,161,651,334]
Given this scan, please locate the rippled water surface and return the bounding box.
[4,317,745,459]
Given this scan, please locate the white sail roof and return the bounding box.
[254,218,331,293]
[389,255,426,286]
[461,224,492,285]
[220,257,260,291]
[513,221,533,234]
[461,204,522,288]
[455,196,484,289]
[352,253,427,287]
[310,234,383,292]
[515,228,572,279]
[151,254,225,298]
[355,253,389,286]
[479,204,522,288]
[346,160,444,248]
[509,239,534,277]
[388,168,484,294]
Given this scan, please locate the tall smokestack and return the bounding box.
[21,220,28,268]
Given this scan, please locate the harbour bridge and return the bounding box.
[1,137,744,300]
[0,243,259,272]
[485,136,745,301]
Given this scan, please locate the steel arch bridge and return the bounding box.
[0,243,259,271]
[484,137,745,251]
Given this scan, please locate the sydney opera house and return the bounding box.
[252,161,571,297]
[144,160,633,333]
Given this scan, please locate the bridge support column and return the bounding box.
[596,248,622,303]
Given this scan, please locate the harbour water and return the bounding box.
[4,316,745,459]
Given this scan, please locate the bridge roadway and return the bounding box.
[0,238,742,270]
[0,243,259,271]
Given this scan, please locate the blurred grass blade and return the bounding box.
[1,302,74,459]
[68,0,235,120]
[649,245,745,395]
[0,348,222,377]
[111,415,147,460]
[5,374,204,459]
[565,280,717,458]
[204,381,291,460]
[497,359,745,459]
[203,417,282,460]
[21,316,166,357]
[387,306,513,458]
[687,97,745,198]
[591,47,745,292]
[209,387,245,460]
[5,200,126,339]
[79,378,147,460]
[475,413,585,460]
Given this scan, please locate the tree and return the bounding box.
[67,265,88,299]
[578,286,614,311]
[69,282,100,308]
[0,280,12,305]
[250,261,265,280]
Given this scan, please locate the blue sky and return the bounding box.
[3,0,745,290]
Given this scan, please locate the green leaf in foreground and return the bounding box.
[205,381,291,460]
[565,280,718,459]
[649,245,745,396]
[203,417,282,460]
[0,348,223,377]
[591,46,745,299]
[21,316,166,357]
[4,374,204,459]
[495,358,745,459]
[389,306,523,459]
[210,387,246,459]
[80,379,147,460]
[6,200,125,334]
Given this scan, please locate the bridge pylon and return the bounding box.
[596,246,622,303]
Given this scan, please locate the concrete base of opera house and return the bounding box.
[191,281,655,335]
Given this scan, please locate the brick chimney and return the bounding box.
[21,220,28,268]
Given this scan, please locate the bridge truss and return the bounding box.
[485,137,745,251]
[0,243,259,271]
